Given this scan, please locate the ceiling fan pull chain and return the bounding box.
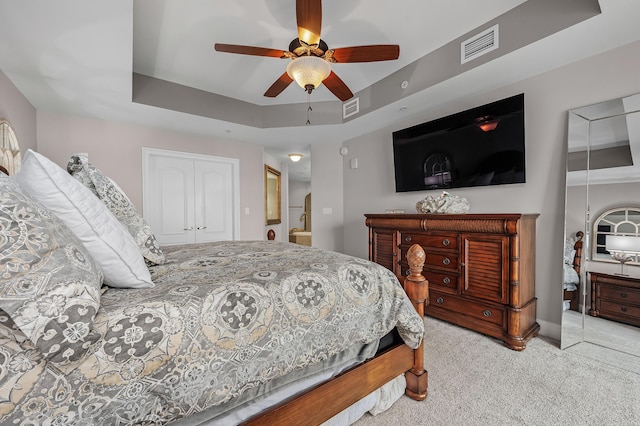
[306,91,312,125]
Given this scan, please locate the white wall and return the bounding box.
[35,112,266,241]
[342,41,640,338]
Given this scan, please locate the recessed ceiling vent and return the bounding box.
[343,97,360,119]
[461,24,499,64]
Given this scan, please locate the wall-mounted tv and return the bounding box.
[392,93,525,193]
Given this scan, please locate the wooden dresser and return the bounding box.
[365,213,539,350]
[588,272,640,327]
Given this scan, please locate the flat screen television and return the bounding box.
[392,93,525,192]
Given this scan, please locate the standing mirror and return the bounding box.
[265,165,281,225]
[561,93,640,371]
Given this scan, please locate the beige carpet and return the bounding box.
[562,310,640,374]
[353,317,640,426]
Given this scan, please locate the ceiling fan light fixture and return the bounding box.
[286,56,331,93]
[288,153,303,162]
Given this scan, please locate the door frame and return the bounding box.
[142,147,241,241]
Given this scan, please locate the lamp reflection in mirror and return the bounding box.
[605,235,640,275]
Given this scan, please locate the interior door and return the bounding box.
[194,159,235,242]
[143,148,239,245]
[145,154,196,245]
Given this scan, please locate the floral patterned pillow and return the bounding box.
[67,154,165,265]
[0,175,103,364]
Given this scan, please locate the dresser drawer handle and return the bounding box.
[442,239,450,246]
[406,269,410,277]
[442,258,450,265]
[436,297,444,304]
[443,277,451,285]
[621,307,628,312]
[405,236,412,242]
[483,310,492,318]
[620,293,627,298]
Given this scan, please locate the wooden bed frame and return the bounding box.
[2,165,427,424]
[564,231,584,311]
[245,244,428,425]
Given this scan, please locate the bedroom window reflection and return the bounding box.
[592,207,640,264]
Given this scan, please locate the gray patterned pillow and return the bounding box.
[67,153,165,265]
[0,175,103,364]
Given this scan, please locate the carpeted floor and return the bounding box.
[353,317,640,426]
[562,310,640,374]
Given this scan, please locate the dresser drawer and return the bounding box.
[598,300,640,326]
[425,252,459,270]
[399,232,459,250]
[399,246,458,271]
[599,285,640,304]
[428,290,506,328]
[399,261,459,292]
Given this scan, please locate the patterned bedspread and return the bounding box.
[0,240,424,425]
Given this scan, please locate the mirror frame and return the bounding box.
[265,165,281,225]
[562,93,640,353]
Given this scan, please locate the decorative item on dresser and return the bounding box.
[588,272,640,327]
[365,213,539,350]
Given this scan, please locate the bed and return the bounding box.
[0,149,428,425]
[563,231,584,311]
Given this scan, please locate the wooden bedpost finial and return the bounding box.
[267,229,275,240]
[404,243,428,401]
[407,244,426,279]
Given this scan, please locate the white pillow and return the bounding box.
[15,149,154,288]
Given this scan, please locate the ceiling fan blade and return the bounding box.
[296,0,322,46]
[330,45,400,63]
[264,72,294,98]
[323,71,353,102]
[214,43,287,58]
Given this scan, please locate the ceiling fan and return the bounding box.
[214,0,400,102]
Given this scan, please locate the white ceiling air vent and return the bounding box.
[343,97,360,119]
[461,24,499,64]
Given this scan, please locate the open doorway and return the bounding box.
[288,154,311,246]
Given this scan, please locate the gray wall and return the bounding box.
[0,69,36,154]
[342,41,640,339]
[35,112,266,241]
[311,140,344,252]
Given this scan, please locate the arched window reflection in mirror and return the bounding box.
[592,207,640,264]
[0,119,21,175]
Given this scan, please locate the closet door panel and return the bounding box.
[143,148,239,246]
[146,155,195,245]
[195,160,235,243]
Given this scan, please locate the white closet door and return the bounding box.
[194,159,235,243]
[145,154,196,245]
[143,148,240,246]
